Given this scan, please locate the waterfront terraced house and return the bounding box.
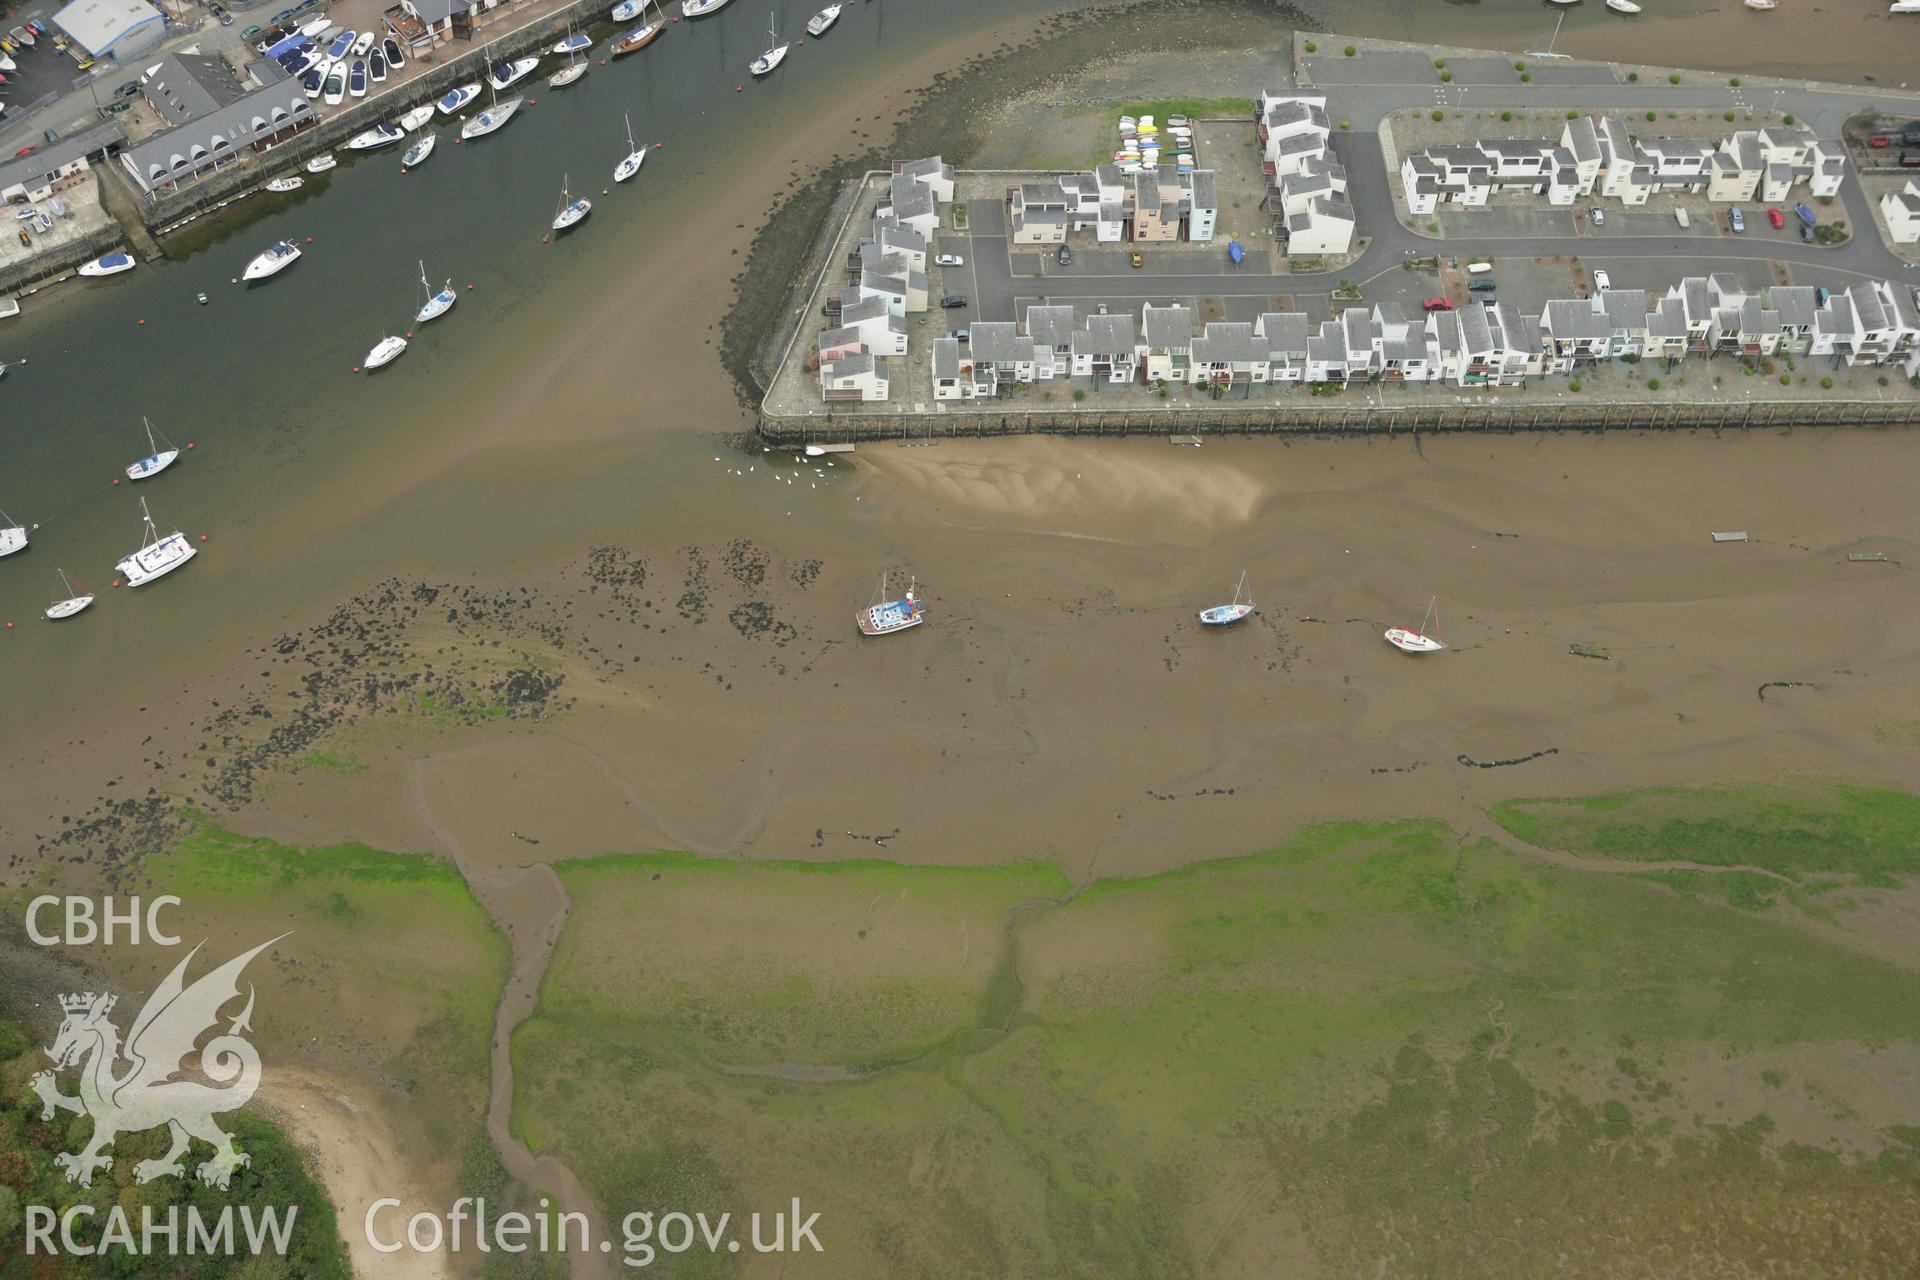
[119,65,315,198]
[1400,136,1583,214]
[930,336,993,402]
[1542,297,1614,370]
[1880,179,1920,244]
[1092,164,1129,242]
[1189,321,1267,388]
[867,220,928,273]
[833,295,908,356]
[859,246,927,312]
[1009,181,1072,245]
[816,326,867,363]
[1139,303,1195,383]
[1836,280,1920,368]
[1708,293,1784,359]
[1425,309,1466,382]
[1372,305,1434,382]
[1768,286,1820,354]
[1286,197,1356,255]
[1708,127,1845,203]
[1071,314,1138,383]
[882,173,940,240]
[969,321,1041,389]
[1644,296,1690,362]
[1601,288,1650,358]
[1560,115,1605,190]
[1025,305,1078,381]
[892,156,956,204]
[1186,170,1218,242]
[1256,93,1332,180]
[1457,302,1533,387]
[1255,311,1310,385]
[819,353,889,402]
[1132,174,1181,242]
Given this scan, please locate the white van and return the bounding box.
[1675,208,1690,229]
[1466,261,1493,274]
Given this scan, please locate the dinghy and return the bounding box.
[125,417,180,481]
[265,175,304,191]
[1605,0,1641,11]
[306,153,338,173]
[44,569,93,620]
[1198,571,1255,626]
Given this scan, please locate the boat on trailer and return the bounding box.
[1198,570,1254,626]
[857,573,924,636]
[1384,596,1446,654]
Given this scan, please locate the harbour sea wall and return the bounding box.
[755,398,1920,444]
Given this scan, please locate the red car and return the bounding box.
[1422,297,1454,312]
[13,145,36,157]
[1869,135,1892,148]
[1767,207,1786,229]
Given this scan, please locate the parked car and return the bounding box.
[1815,286,1830,306]
[114,79,140,97]
[1869,135,1891,148]
[939,295,967,309]
[1129,249,1143,268]
[1904,128,1920,146]
[212,5,233,24]
[1592,269,1611,292]
[1421,297,1453,312]
[946,328,969,342]
[13,143,34,156]
[1056,245,1071,266]
[1799,222,1814,243]
[242,24,262,40]
[1589,206,1605,227]
[1467,279,1496,293]
[934,253,963,267]
[1728,207,1745,233]
[1767,207,1785,229]
[1793,203,1816,227]
[1902,150,1920,168]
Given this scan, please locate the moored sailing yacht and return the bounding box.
[461,78,524,139]
[612,0,664,54]
[551,174,592,231]
[116,498,197,587]
[0,507,25,558]
[615,111,647,182]
[749,12,790,76]
[1197,571,1255,626]
[125,416,180,481]
[416,261,457,323]
[857,573,924,636]
[1384,596,1446,654]
[45,569,94,620]
[403,131,437,168]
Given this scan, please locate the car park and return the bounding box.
[939,295,967,309]
[1129,250,1143,268]
[1592,270,1611,292]
[1728,207,1745,233]
[1767,207,1785,229]
[1421,297,1453,311]
[1589,207,1605,226]
[935,253,963,267]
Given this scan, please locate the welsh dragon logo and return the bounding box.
[29,935,286,1190]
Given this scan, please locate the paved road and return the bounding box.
[958,71,1920,328]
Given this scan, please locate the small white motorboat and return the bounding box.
[1605,0,1641,11]
[44,569,94,621]
[77,251,136,277]
[364,334,408,370]
[615,111,647,182]
[682,0,733,14]
[322,64,346,106]
[266,175,304,192]
[436,82,481,114]
[125,416,180,481]
[415,260,456,323]
[612,0,645,16]
[489,56,539,91]
[345,121,404,150]
[1743,0,1776,8]
[552,31,590,54]
[552,173,591,231]
[398,104,435,131]
[1384,597,1446,654]
[306,153,338,173]
[1197,571,1255,626]
[403,132,436,167]
[242,239,302,281]
[461,95,523,139]
[857,573,924,636]
[0,508,25,559]
[749,13,790,76]
[1892,1,1920,13]
[115,498,197,587]
[806,3,842,35]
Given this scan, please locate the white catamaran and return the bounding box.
[1198,571,1255,626]
[45,568,95,620]
[857,573,924,636]
[125,416,181,481]
[116,498,197,587]
[1385,596,1446,654]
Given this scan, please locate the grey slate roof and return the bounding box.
[1189,169,1216,210]
[0,118,124,193]
[145,51,249,128]
[931,337,961,381]
[1074,313,1135,358]
[1026,305,1077,349]
[121,80,314,187]
[1142,304,1193,351]
[1191,321,1259,365]
[1544,298,1609,342]
[970,322,1031,363]
[1769,286,1817,328]
[1603,289,1649,331]
[1257,311,1309,356]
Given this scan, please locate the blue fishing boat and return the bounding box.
[857,573,924,636]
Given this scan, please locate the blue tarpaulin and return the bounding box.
[1228,239,1243,265]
